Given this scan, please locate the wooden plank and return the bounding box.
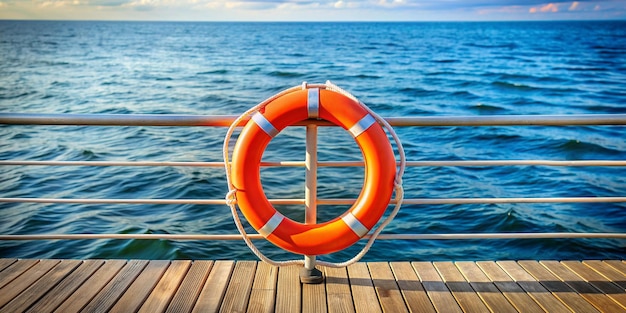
[219,260,256,313]
[80,259,149,313]
[347,262,381,313]
[604,261,626,276]
[54,260,126,313]
[0,259,17,273]
[390,262,434,313]
[476,261,545,312]
[166,260,213,313]
[0,259,59,309]
[192,260,234,313]
[512,261,598,312]
[455,261,517,313]
[26,260,105,313]
[275,265,301,313]
[302,268,326,313]
[0,259,39,289]
[563,260,626,308]
[248,261,278,313]
[368,262,407,313]
[434,262,489,313]
[302,278,326,313]
[411,262,462,313]
[109,260,170,313]
[584,260,626,290]
[540,261,626,313]
[2,259,82,312]
[325,266,355,313]
[139,260,192,313]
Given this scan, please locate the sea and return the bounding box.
[0,20,625,262]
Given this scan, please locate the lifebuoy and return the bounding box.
[231,87,396,255]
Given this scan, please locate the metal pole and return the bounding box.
[300,124,324,284]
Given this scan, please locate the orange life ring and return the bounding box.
[231,87,396,255]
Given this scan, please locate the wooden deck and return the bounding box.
[0,259,625,312]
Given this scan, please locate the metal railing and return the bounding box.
[1,113,625,242]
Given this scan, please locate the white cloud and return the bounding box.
[376,0,407,8]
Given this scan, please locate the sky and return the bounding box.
[0,0,625,21]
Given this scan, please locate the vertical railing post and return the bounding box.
[300,123,324,284]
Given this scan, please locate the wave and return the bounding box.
[96,107,135,114]
[491,80,539,91]
[0,90,37,100]
[287,52,306,57]
[350,74,382,79]
[556,139,624,158]
[267,71,305,78]
[489,73,568,84]
[552,66,609,72]
[468,103,508,113]
[449,90,479,98]
[424,71,458,76]
[397,87,442,97]
[196,69,228,75]
[89,227,183,259]
[591,45,626,55]
[464,42,518,49]
[432,59,459,64]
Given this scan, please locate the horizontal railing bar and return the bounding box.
[389,114,626,126]
[0,113,245,127]
[0,232,624,241]
[1,197,625,205]
[320,197,626,205]
[0,161,225,167]
[405,160,626,167]
[0,198,300,205]
[2,113,626,126]
[0,160,304,167]
[1,160,625,167]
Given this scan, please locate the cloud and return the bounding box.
[122,0,164,10]
[418,0,623,12]
[542,3,559,11]
[36,0,88,7]
[530,2,559,12]
[525,0,623,15]
[22,0,134,7]
[91,0,132,6]
[477,5,525,15]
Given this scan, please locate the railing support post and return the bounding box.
[300,124,324,284]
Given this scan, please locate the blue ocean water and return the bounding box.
[0,21,625,262]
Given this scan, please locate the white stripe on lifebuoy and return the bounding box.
[252,112,279,137]
[348,114,376,138]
